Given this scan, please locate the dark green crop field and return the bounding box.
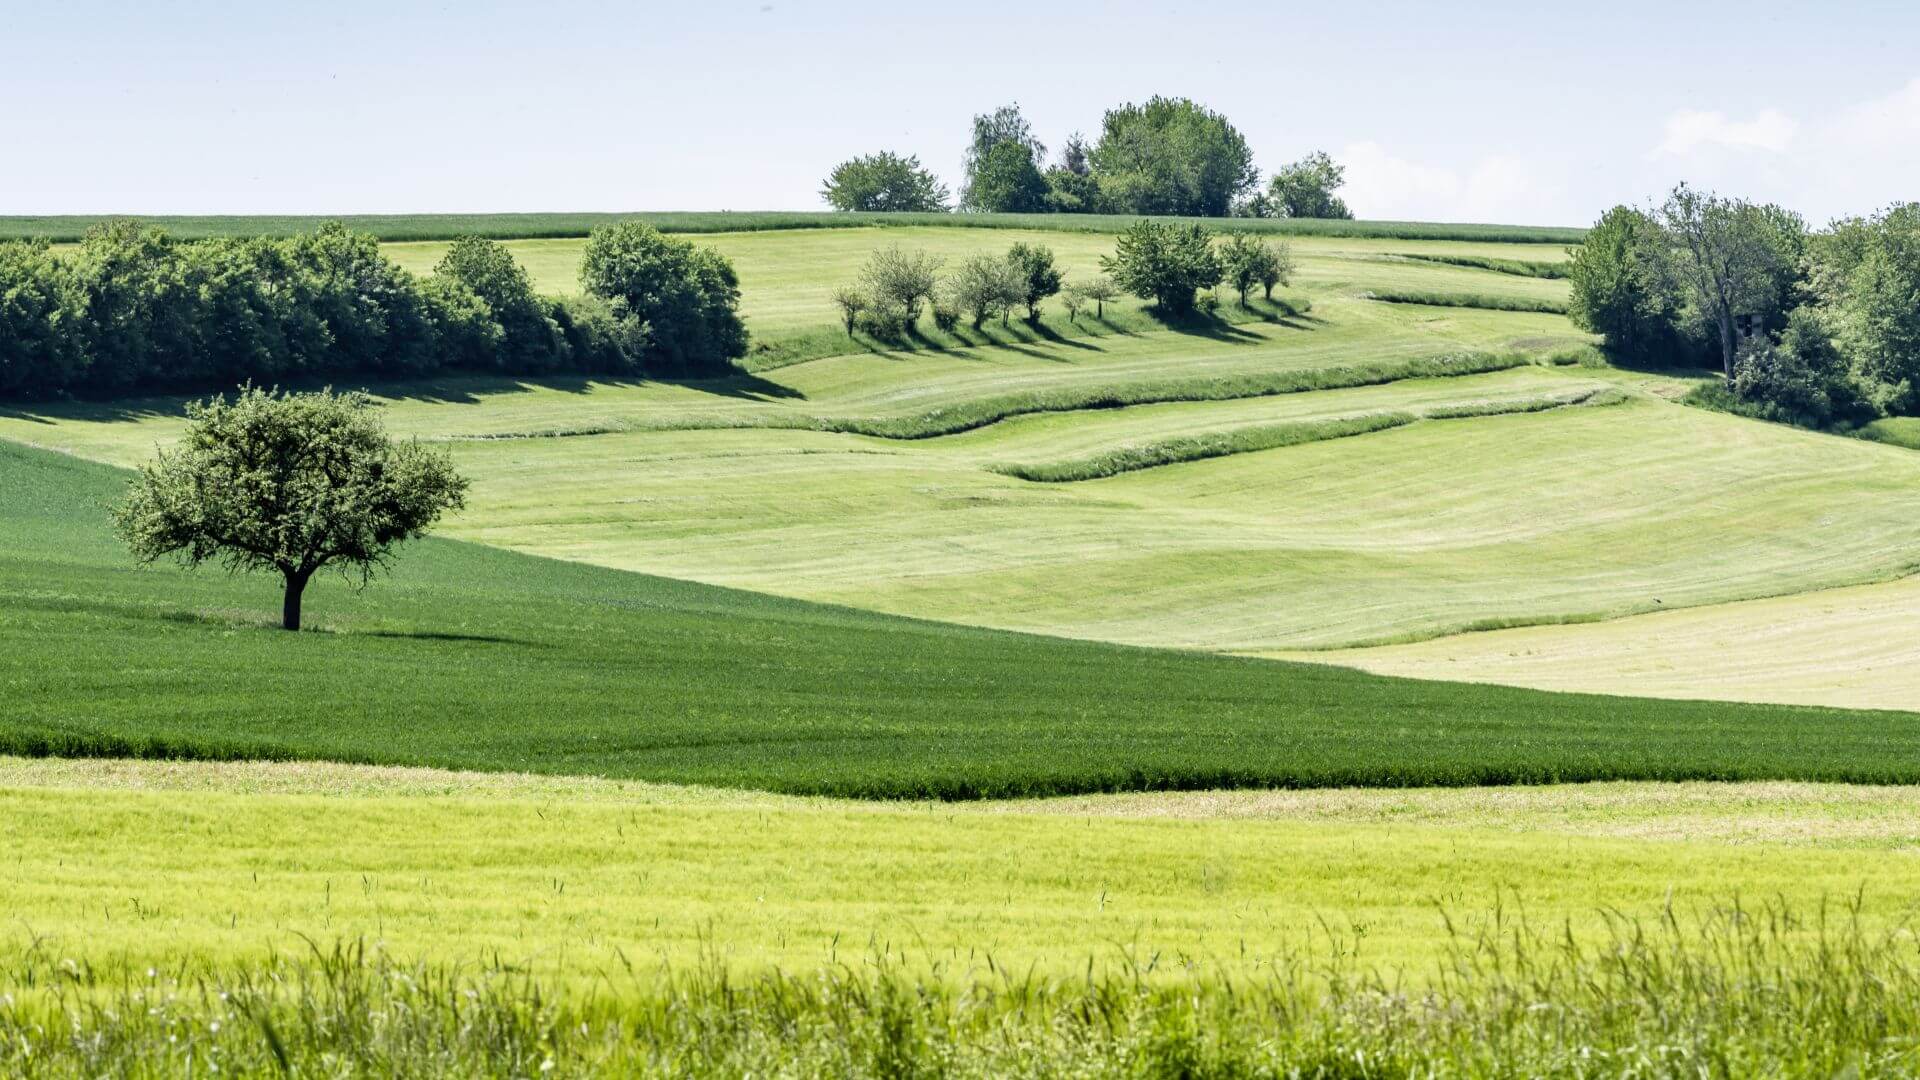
[6,438,1919,799]
[0,211,1586,244]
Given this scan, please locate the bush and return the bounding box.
[950,253,1025,327]
[859,246,942,325]
[1005,242,1062,319]
[1728,309,1867,427]
[579,222,747,376]
[1101,220,1221,314]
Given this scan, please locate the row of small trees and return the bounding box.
[0,221,748,400]
[831,222,1294,338]
[820,100,1352,222]
[1568,186,1920,426]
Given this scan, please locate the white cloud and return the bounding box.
[1831,77,1920,147]
[1338,142,1571,224]
[1655,108,1798,156]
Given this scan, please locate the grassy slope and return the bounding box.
[0,211,1587,244]
[377,227,1573,330]
[10,440,1920,798]
[1288,575,1920,711]
[6,759,1920,984]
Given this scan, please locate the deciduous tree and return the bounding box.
[113,387,467,631]
[820,152,949,213]
[1101,221,1222,314]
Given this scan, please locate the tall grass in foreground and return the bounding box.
[5,901,1917,1077]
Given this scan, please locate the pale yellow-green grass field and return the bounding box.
[7,758,1920,989]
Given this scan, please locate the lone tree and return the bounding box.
[113,387,467,631]
[1101,220,1222,315]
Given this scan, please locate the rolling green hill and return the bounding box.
[8,438,1920,799]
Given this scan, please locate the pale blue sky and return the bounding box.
[4,0,1915,225]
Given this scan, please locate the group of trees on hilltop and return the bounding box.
[821,99,1353,221]
[0,221,748,400]
[1569,185,1920,428]
[831,221,1292,337]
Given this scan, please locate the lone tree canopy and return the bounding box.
[820,152,950,213]
[1101,220,1222,315]
[112,387,467,631]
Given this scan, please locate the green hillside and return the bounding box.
[9,439,1920,798]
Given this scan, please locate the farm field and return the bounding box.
[1284,575,1920,710]
[7,757,1920,986]
[11,217,1920,1071]
[14,439,1920,797]
[10,224,1920,692]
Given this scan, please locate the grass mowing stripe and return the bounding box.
[992,387,1626,482]
[1364,289,1571,314]
[0,211,1587,244]
[9,438,1920,798]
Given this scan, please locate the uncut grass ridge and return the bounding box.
[0,210,1588,244]
[993,386,1626,482]
[434,349,1552,443]
[1394,252,1570,278]
[1364,288,1571,314]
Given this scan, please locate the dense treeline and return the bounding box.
[0,221,745,400]
[1569,186,1920,428]
[822,99,1355,222]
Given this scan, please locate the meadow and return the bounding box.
[10,216,1920,1073]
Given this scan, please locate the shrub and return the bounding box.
[579,222,747,376]
[831,287,869,337]
[951,253,1025,327]
[859,246,942,324]
[1101,220,1221,314]
[929,289,961,333]
[1005,242,1063,319]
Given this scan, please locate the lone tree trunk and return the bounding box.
[281,567,312,631]
[1717,313,1737,378]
